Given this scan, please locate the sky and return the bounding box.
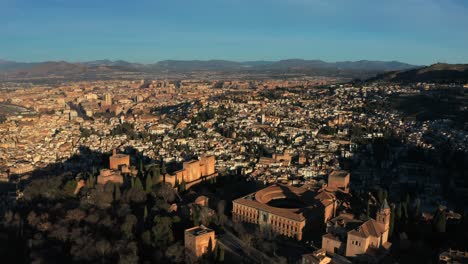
[0,0,467,65]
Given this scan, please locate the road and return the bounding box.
[218,230,276,264]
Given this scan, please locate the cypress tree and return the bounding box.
[174,176,179,188]
[152,165,161,185]
[389,205,395,238]
[180,179,186,193]
[377,188,384,205]
[395,203,402,222]
[139,158,144,174]
[161,162,167,183]
[402,202,408,222]
[145,175,153,193]
[135,177,144,191]
[207,238,214,259]
[114,184,121,201]
[404,193,410,205]
[413,197,421,221]
[144,206,148,222]
[432,208,447,233]
[218,246,224,262]
[366,200,371,218]
[90,175,96,188]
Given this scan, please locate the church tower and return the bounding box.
[376,199,391,231]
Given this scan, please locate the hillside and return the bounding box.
[370,63,468,83]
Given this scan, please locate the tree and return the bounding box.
[152,216,176,248]
[138,158,144,176]
[366,199,371,218]
[96,239,111,257]
[402,201,408,222]
[377,188,384,205]
[87,174,96,188]
[152,166,161,184]
[179,180,186,193]
[395,203,402,222]
[63,179,78,196]
[432,208,447,233]
[217,245,224,263]
[217,200,227,226]
[207,237,214,259]
[155,183,176,203]
[161,162,167,183]
[145,175,153,194]
[134,177,144,191]
[165,242,185,263]
[192,206,212,226]
[413,197,421,221]
[144,206,148,223]
[389,205,395,238]
[114,184,121,201]
[121,214,138,240]
[404,193,410,206]
[174,177,179,189]
[141,230,152,247]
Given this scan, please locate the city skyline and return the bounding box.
[1,0,467,65]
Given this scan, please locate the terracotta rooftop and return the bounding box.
[348,219,386,238]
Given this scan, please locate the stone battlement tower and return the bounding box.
[109,149,130,170]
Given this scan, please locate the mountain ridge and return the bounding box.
[0,58,421,80]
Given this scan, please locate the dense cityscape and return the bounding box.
[0,76,467,263]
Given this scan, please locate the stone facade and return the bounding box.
[165,155,217,189]
[232,185,324,240]
[321,201,392,261]
[327,170,350,193]
[9,163,34,175]
[97,169,123,185]
[184,225,216,257]
[98,149,128,185]
[322,233,343,255]
[109,149,130,170]
[345,201,391,258]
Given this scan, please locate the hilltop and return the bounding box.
[369,63,468,83]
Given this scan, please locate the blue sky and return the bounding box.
[0,0,467,65]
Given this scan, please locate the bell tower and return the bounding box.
[376,199,391,231]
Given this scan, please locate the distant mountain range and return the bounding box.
[370,63,468,83]
[0,59,418,81]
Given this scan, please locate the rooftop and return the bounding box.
[329,170,349,178]
[185,225,214,236]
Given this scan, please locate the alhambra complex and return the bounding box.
[232,170,345,241]
[184,225,216,257]
[97,149,130,185]
[321,200,392,262]
[165,155,217,189]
